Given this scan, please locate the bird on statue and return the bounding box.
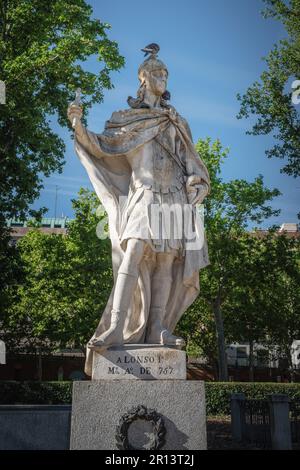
[141,43,160,57]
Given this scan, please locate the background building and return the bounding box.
[6,217,69,244]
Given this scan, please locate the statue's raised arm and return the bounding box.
[67,89,106,159]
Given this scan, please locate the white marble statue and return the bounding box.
[67,44,210,376]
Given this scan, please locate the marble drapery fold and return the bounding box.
[74,107,210,376]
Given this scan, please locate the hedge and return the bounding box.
[1,381,300,415]
[205,382,300,415]
[0,381,72,405]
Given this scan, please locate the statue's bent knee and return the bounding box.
[118,239,145,277]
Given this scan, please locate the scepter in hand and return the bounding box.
[68,87,83,129]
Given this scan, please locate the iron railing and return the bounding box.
[235,397,300,449]
[240,399,271,448]
[290,399,300,448]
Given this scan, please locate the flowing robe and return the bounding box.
[74,107,210,376]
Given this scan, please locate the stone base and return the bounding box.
[0,405,71,450]
[92,345,186,380]
[70,380,206,450]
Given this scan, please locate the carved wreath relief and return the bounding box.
[116,404,166,450]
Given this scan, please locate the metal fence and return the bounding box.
[231,394,300,449]
[290,399,300,449]
[241,399,271,448]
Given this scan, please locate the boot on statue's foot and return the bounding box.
[87,309,126,351]
[146,307,185,347]
[160,329,185,347]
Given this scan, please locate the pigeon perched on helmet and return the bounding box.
[141,43,160,57]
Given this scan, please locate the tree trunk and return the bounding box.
[249,340,254,382]
[286,346,294,383]
[213,296,228,381]
[37,347,42,381]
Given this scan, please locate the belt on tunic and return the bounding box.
[129,179,185,194]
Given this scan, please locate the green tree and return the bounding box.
[0,0,124,224]
[260,233,300,381]
[178,138,281,380]
[223,232,287,381]
[0,0,123,326]
[223,234,271,381]
[237,0,300,177]
[1,189,113,360]
[177,295,218,376]
[64,188,112,348]
[0,230,24,328]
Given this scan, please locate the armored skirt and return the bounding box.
[119,181,196,258]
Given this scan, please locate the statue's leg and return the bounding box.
[88,238,146,350]
[146,253,185,347]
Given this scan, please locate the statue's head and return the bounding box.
[127,45,171,109]
[138,56,168,97]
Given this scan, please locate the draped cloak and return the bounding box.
[74,107,210,376]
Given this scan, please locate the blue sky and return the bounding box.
[33,0,299,227]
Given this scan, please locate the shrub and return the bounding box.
[1,381,300,415]
[205,382,300,415]
[0,381,72,405]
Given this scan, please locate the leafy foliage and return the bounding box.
[0,1,123,328]
[2,380,300,415]
[0,381,72,404]
[1,189,113,353]
[178,138,281,380]
[206,381,300,415]
[224,232,300,380]
[0,228,24,315]
[0,0,124,223]
[237,0,300,177]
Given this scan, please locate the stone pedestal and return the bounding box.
[70,380,206,450]
[269,394,292,450]
[92,345,186,380]
[70,345,207,450]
